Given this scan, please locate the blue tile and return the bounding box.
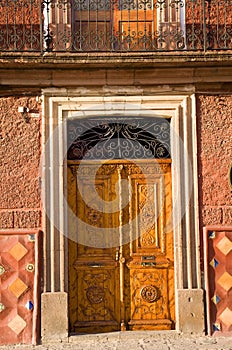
[208,230,216,239]
[25,301,34,311]
[213,323,221,331]
[28,234,35,242]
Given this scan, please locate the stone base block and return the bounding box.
[41,292,68,343]
[177,289,205,335]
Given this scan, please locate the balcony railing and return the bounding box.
[0,0,232,53]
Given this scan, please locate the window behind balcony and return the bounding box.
[1,0,232,52]
[47,0,185,51]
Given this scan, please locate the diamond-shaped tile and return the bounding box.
[217,236,232,255]
[28,234,35,243]
[213,322,221,331]
[211,295,221,305]
[0,302,5,312]
[9,278,28,298]
[209,230,216,239]
[8,315,26,335]
[0,264,5,275]
[9,242,28,261]
[25,301,34,311]
[217,272,232,292]
[219,307,232,326]
[210,258,219,269]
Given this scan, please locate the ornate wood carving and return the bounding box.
[140,285,160,303]
[68,160,174,333]
[86,286,105,304]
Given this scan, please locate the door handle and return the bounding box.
[115,250,119,261]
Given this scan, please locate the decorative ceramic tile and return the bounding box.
[208,231,216,239]
[0,232,39,344]
[25,301,34,311]
[217,272,232,292]
[26,263,34,272]
[0,303,5,312]
[213,323,221,331]
[217,236,232,255]
[9,277,28,298]
[210,258,219,269]
[0,264,5,275]
[211,295,221,305]
[9,242,28,261]
[219,307,232,326]
[8,315,27,335]
[206,228,232,335]
[28,234,35,243]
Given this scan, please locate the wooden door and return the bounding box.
[68,159,174,333]
[113,1,157,50]
[72,1,156,51]
[73,2,112,51]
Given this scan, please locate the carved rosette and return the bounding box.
[140,285,160,303]
[141,233,155,246]
[85,207,103,227]
[86,286,105,304]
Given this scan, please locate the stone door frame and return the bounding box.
[40,90,204,342]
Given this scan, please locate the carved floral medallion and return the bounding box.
[86,286,105,304]
[140,285,160,303]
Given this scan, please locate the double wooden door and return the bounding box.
[73,1,156,50]
[68,159,174,333]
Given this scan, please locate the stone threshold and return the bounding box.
[69,331,188,342]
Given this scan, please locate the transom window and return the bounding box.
[67,117,171,160]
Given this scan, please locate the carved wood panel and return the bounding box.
[68,163,120,333]
[68,160,174,333]
[123,161,174,330]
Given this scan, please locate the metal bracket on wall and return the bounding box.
[229,162,232,190]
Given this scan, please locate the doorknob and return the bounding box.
[115,250,119,261]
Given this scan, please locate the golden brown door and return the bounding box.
[68,159,174,333]
[72,1,156,51]
[113,1,157,50]
[73,2,112,51]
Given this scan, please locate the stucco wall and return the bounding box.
[197,94,232,229]
[0,96,41,229]
[1,93,231,233]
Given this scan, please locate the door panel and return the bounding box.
[68,163,120,333]
[122,161,174,330]
[113,0,157,50]
[68,160,174,333]
[73,268,120,332]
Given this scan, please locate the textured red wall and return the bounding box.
[0,97,41,229]
[0,0,41,51]
[197,95,232,229]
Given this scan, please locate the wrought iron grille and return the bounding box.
[67,118,171,160]
[0,0,232,52]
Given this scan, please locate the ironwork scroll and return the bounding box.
[67,118,171,160]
